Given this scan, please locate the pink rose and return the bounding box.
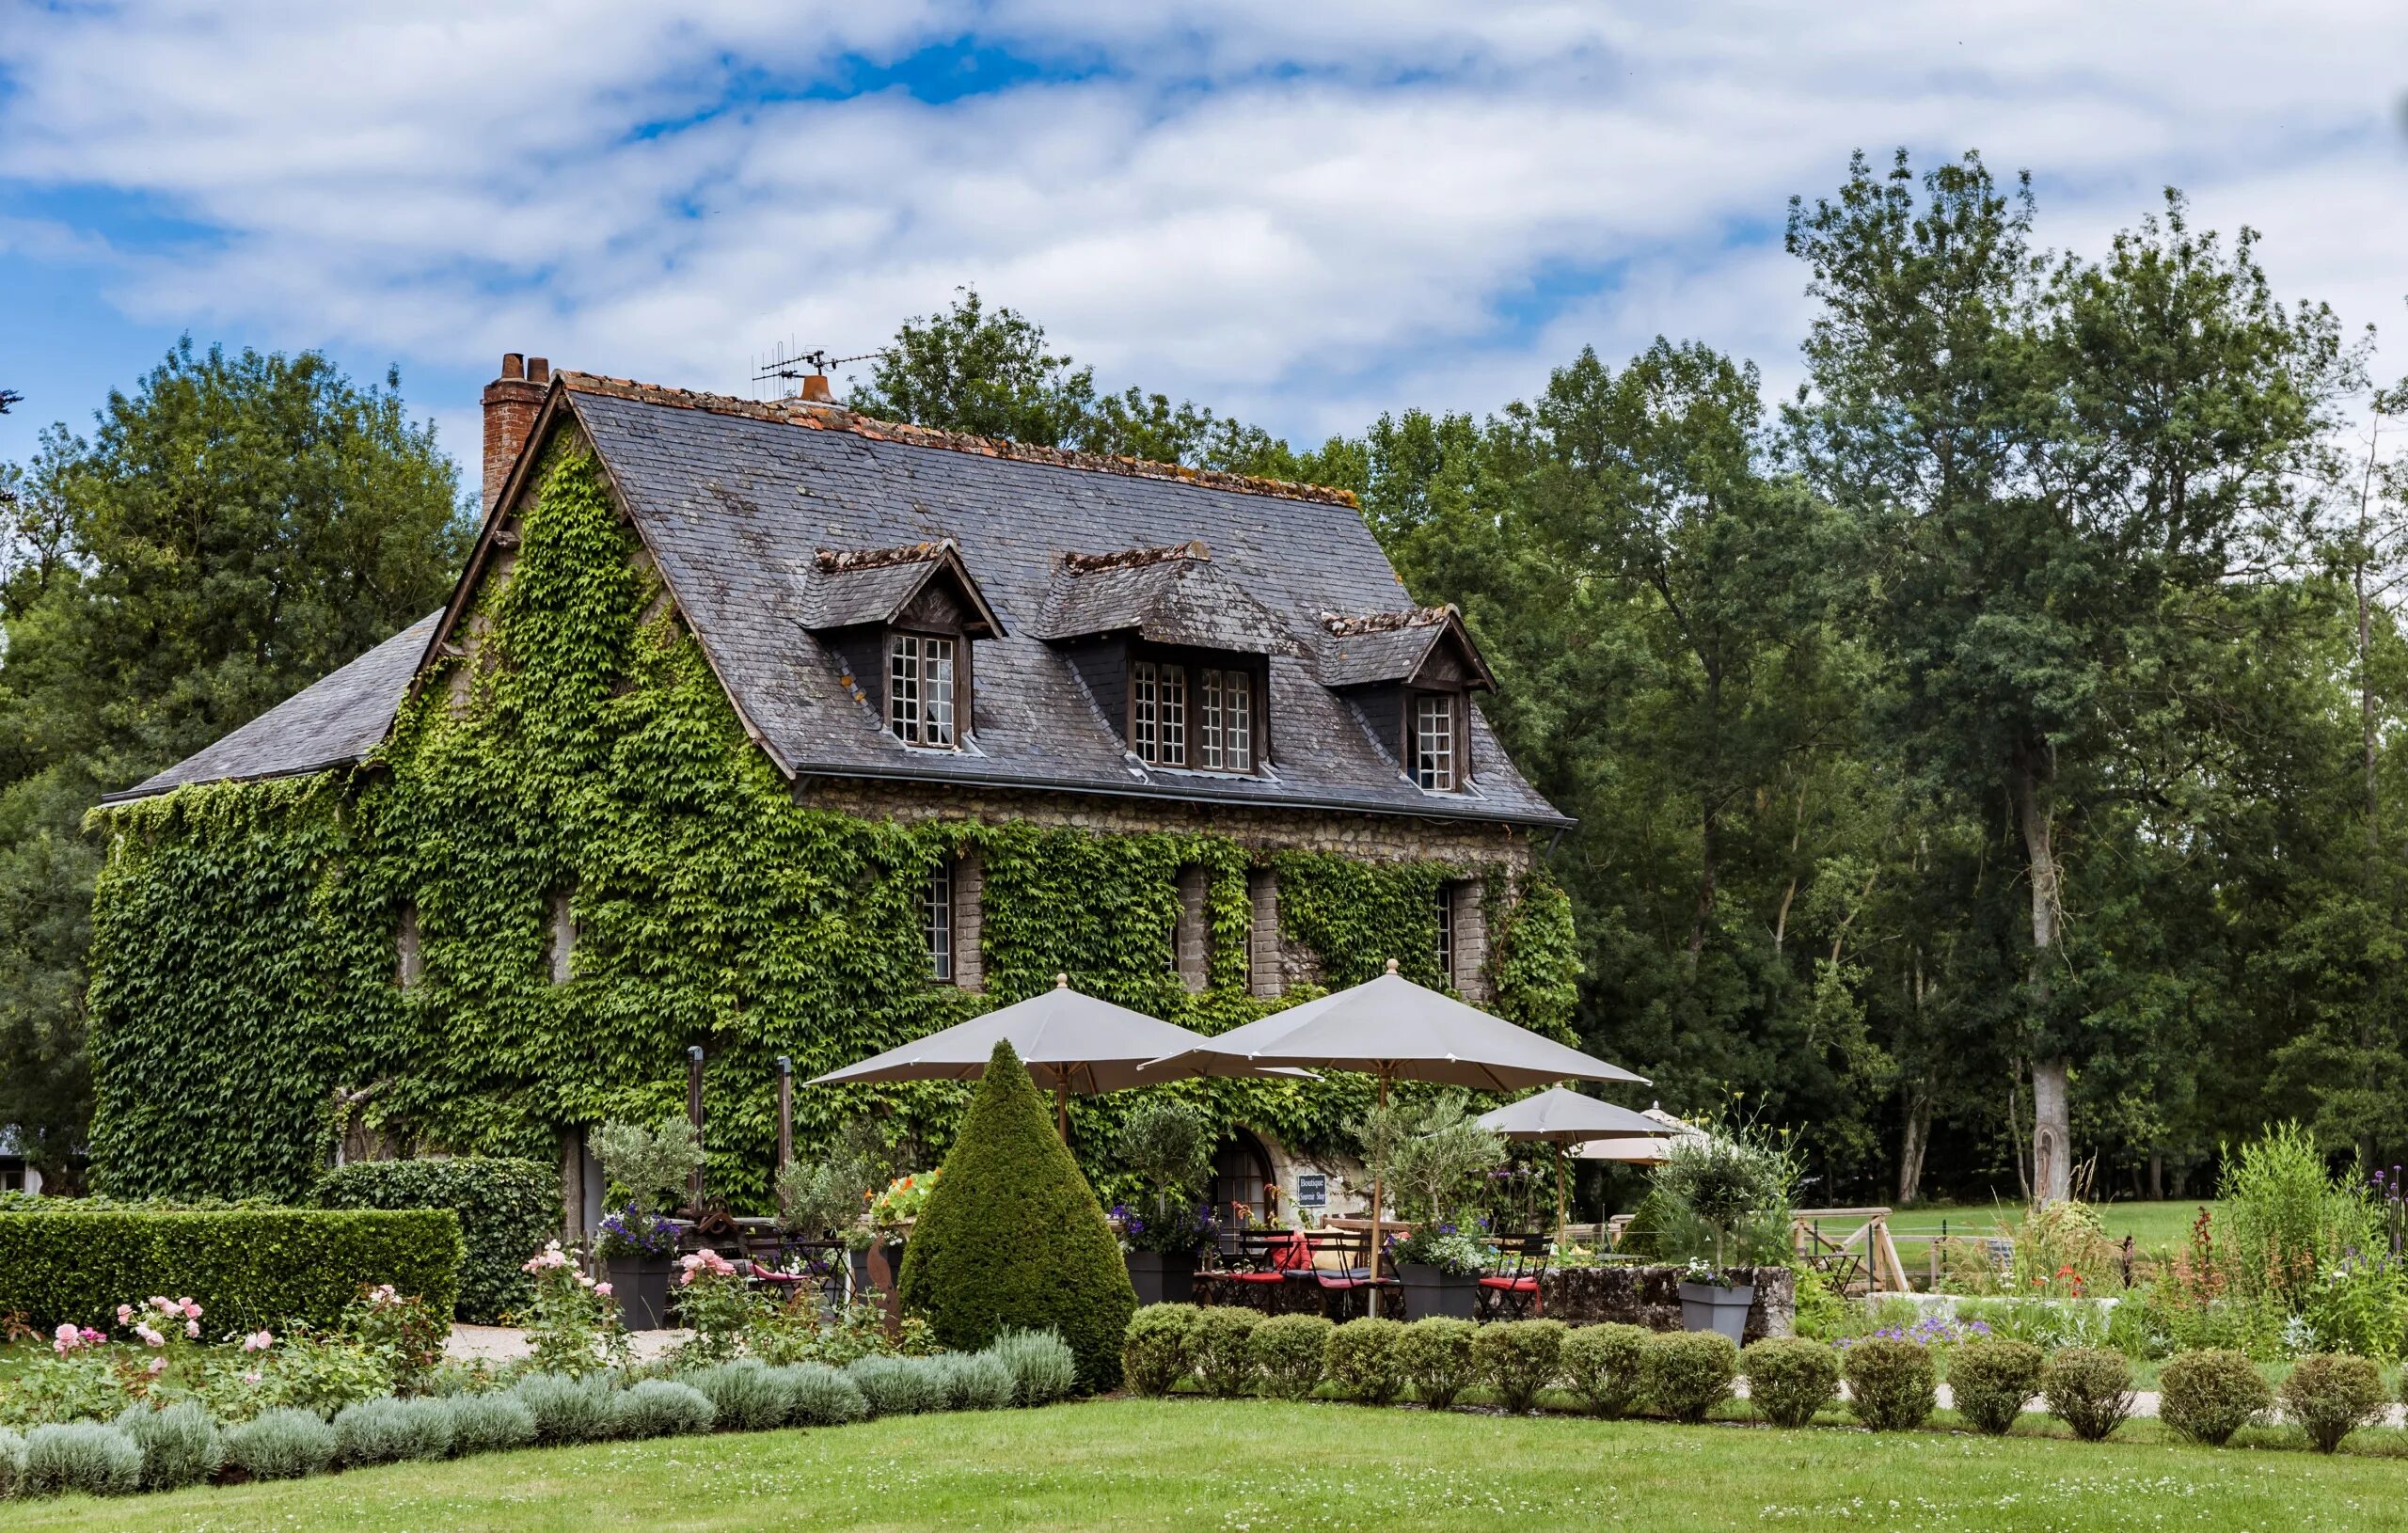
[135,1323,165,1348]
[594,1282,613,1297]
[184,1320,200,1338]
[51,1321,78,1354]
[147,1357,166,1375]
[181,1299,202,1320]
[242,1369,262,1385]
[242,1329,275,1352]
[116,1304,133,1324]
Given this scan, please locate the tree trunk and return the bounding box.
[2012,741,2071,1205]
[1896,1086,1933,1208]
[2148,1150,2163,1201]
[1687,808,1718,962]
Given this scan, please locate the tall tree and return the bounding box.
[1787,152,2351,1199]
[0,341,469,1183]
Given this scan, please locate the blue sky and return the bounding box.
[7,4,2408,479]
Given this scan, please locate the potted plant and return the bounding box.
[1390,1224,1489,1319]
[1360,1093,1507,1320]
[1111,1098,1219,1304]
[1649,1124,1796,1343]
[591,1114,706,1330]
[775,1141,879,1298]
[869,1168,940,1290]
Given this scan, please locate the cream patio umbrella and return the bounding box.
[1571,1102,1712,1166]
[1147,960,1648,1306]
[811,974,1307,1138]
[1474,1087,1660,1241]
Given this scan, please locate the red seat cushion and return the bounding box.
[1226,1272,1287,1284]
[1267,1234,1311,1272]
[1478,1276,1540,1290]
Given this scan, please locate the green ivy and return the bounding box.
[86,444,1568,1208]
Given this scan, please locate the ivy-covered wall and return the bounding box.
[87,443,1581,1207]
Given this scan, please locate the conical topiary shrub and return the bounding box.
[897,1040,1137,1392]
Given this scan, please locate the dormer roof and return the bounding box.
[800,540,1004,639]
[1038,541,1300,656]
[1317,605,1496,691]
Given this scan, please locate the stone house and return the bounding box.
[94,354,1574,1232]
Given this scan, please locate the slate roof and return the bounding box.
[799,542,1003,636]
[108,611,441,801]
[1317,606,1493,689]
[112,372,1568,829]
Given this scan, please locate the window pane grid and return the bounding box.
[1224,672,1252,771]
[1199,672,1225,770]
[925,861,953,981]
[889,635,957,749]
[1436,885,1455,984]
[1414,694,1456,791]
[1158,666,1186,766]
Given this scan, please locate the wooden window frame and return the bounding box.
[1435,881,1457,986]
[888,631,961,749]
[1409,689,1462,792]
[924,859,955,983]
[1131,648,1264,774]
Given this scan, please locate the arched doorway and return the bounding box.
[1211,1128,1276,1225]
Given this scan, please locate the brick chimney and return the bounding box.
[482,353,549,513]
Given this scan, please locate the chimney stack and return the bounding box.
[799,372,833,404]
[482,352,549,513]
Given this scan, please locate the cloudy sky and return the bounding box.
[6,4,2408,476]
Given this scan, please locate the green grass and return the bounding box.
[1888,1200,2216,1255]
[8,1397,2407,1532]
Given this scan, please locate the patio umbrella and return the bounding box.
[811,974,1307,1138]
[1570,1103,1711,1166]
[1148,960,1648,1306]
[1474,1087,1660,1240]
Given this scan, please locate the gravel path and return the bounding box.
[445,1323,688,1364]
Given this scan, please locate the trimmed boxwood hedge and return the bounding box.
[0,1209,462,1332]
[311,1158,557,1322]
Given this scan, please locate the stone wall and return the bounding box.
[1541,1265,1795,1342]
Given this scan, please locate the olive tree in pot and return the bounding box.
[1649,1126,1796,1342]
[775,1120,885,1298]
[1363,1095,1506,1320]
[592,1114,706,1330]
[1109,1099,1219,1304]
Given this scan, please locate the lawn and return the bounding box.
[1888,1200,2214,1255]
[9,1397,2407,1532]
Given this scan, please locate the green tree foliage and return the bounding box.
[895,1041,1136,1393]
[0,342,467,1186]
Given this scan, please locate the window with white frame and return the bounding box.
[924,860,954,982]
[1133,659,1189,766]
[1413,692,1458,791]
[1198,669,1253,772]
[1435,883,1456,986]
[888,634,957,748]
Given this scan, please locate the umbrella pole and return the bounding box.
[1555,1142,1567,1248]
[1368,1074,1388,1318]
[1054,1077,1069,1144]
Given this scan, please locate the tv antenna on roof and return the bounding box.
[752,340,888,402]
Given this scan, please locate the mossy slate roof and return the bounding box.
[115,376,1568,829]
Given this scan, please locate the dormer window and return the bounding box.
[1412,692,1457,791]
[1199,668,1252,772]
[1132,657,1259,773]
[1133,660,1187,766]
[890,633,958,749]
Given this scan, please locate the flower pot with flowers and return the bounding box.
[1648,1122,1798,1342]
[592,1114,707,1330]
[1110,1099,1220,1305]
[1360,1093,1507,1320]
[870,1168,940,1293]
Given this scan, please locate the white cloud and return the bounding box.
[5,0,2408,446]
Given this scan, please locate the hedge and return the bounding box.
[311,1159,557,1322]
[0,1210,463,1333]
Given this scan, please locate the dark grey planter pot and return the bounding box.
[1125,1250,1196,1306]
[1678,1280,1756,1343]
[1395,1261,1479,1320]
[606,1255,675,1331]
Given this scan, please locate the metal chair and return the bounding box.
[1476,1232,1549,1320]
[1298,1228,1395,1321]
[1220,1229,1310,1312]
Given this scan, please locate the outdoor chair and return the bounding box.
[1298,1228,1396,1321]
[1222,1229,1312,1312]
[1475,1232,1549,1320]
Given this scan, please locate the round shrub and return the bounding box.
[22,1422,143,1498]
[1323,1317,1406,1406]
[684,1360,793,1432]
[780,1363,871,1425]
[1947,1338,2044,1435]
[1559,1323,1649,1418]
[1472,1320,1566,1414]
[1252,1314,1335,1400]
[896,1041,1138,1393]
[614,1380,716,1438]
[0,1428,24,1498]
[849,1354,951,1415]
[2281,1352,2385,1454]
[1123,1304,1205,1398]
[223,1407,337,1481]
[115,1399,224,1491]
[1743,1337,1839,1429]
[1842,1336,1936,1431]
[443,1393,537,1456]
[987,1328,1077,1407]
[511,1373,620,1445]
[1393,1316,1479,1409]
[2158,1349,2271,1446]
[335,1396,453,1465]
[2043,1348,2135,1442]
[1643,1331,1738,1423]
[944,1351,1020,1411]
[1195,1307,1264,1399]
[312,1157,559,1322]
